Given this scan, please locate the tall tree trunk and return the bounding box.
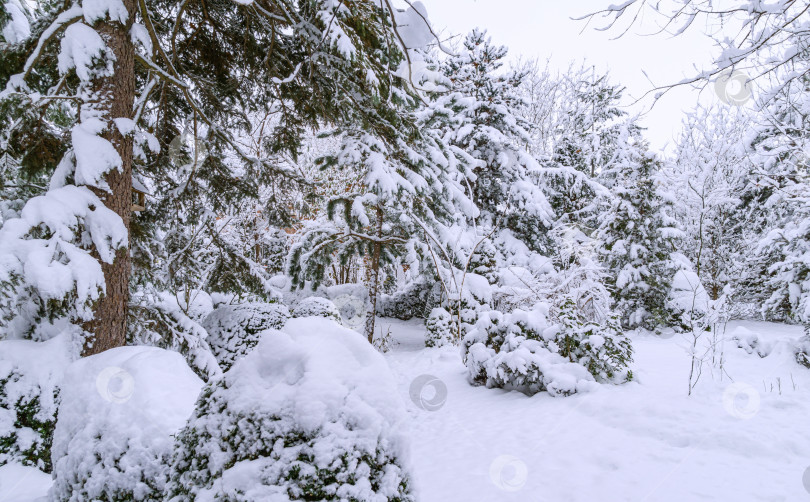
[82,4,136,356]
[364,207,383,344]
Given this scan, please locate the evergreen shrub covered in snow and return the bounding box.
[463,304,633,397]
[425,307,454,348]
[447,298,482,340]
[50,346,203,502]
[201,302,290,371]
[0,334,76,472]
[796,329,810,369]
[667,268,711,332]
[377,280,440,320]
[166,317,414,501]
[292,296,341,322]
[463,308,598,396]
[0,369,58,471]
[732,330,773,358]
[469,240,498,285]
[554,298,633,383]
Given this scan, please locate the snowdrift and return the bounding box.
[167,317,415,501]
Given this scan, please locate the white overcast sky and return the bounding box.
[411,0,730,152]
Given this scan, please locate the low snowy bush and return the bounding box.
[553,298,633,383]
[446,299,481,340]
[731,328,773,358]
[796,330,810,369]
[462,303,633,397]
[201,302,290,371]
[469,239,498,285]
[49,346,203,502]
[0,334,76,472]
[166,317,415,501]
[425,308,454,348]
[377,279,441,320]
[463,308,599,397]
[292,296,340,321]
[667,269,711,332]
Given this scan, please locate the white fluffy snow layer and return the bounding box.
[389,318,810,501]
[186,317,412,500]
[49,346,203,501]
[217,317,406,434]
[6,319,810,501]
[0,463,51,502]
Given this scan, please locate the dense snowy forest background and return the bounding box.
[1,0,810,500]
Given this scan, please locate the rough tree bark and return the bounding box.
[364,207,384,344]
[81,1,136,356]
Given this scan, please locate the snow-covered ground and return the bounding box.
[2,319,809,501]
[0,463,51,502]
[386,318,810,502]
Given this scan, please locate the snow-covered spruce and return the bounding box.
[292,296,341,322]
[202,302,290,372]
[166,317,414,501]
[0,334,76,472]
[553,297,633,383]
[378,279,441,320]
[425,308,454,348]
[595,127,684,329]
[49,347,202,502]
[462,306,631,396]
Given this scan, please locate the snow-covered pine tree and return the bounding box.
[745,70,810,322]
[437,29,553,251]
[596,123,684,329]
[288,125,471,343]
[0,0,448,353]
[288,8,482,345]
[0,0,134,348]
[547,74,633,228]
[552,71,627,178]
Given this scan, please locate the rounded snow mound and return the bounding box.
[167,317,415,502]
[50,346,203,502]
[292,296,341,322]
[202,302,291,371]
